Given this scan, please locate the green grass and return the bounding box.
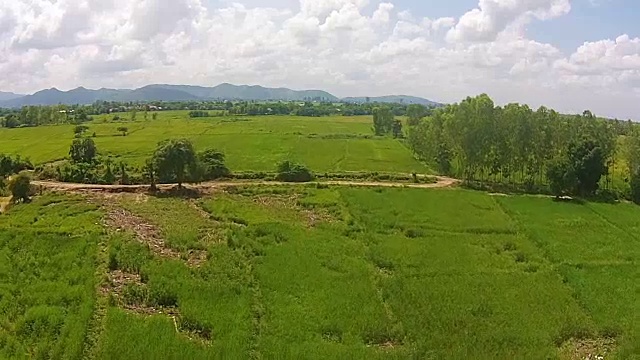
[0,112,428,174]
[0,195,102,359]
[2,188,640,359]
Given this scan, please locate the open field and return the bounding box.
[1,186,638,359]
[0,112,428,174]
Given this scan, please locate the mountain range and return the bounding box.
[0,84,441,108]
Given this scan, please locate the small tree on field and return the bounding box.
[392,119,403,138]
[74,125,89,137]
[152,139,197,188]
[143,158,158,191]
[198,149,230,180]
[117,127,129,136]
[9,172,31,203]
[276,161,313,182]
[373,107,394,136]
[152,113,158,121]
[69,138,97,164]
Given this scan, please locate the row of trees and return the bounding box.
[1,106,92,128]
[1,101,438,128]
[408,94,622,198]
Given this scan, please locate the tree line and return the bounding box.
[407,94,638,200]
[1,101,438,128]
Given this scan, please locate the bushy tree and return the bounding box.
[152,139,197,187]
[69,138,97,164]
[567,139,607,197]
[117,127,129,136]
[547,157,574,198]
[197,149,230,180]
[276,161,313,182]
[9,172,31,203]
[74,125,89,137]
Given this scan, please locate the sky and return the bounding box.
[1,0,640,119]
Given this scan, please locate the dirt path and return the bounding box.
[32,176,459,193]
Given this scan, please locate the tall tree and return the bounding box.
[373,107,394,136]
[69,138,97,164]
[152,139,197,188]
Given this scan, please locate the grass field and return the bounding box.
[0,112,428,174]
[1,187,638,359]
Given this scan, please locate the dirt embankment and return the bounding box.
[31,176,459,193]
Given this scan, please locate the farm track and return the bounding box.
[32,176,459,193]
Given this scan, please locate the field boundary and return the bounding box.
[31,176,459,194]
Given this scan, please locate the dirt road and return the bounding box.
[31,176,459,193]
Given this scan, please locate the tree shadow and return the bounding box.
[148,186,201,199]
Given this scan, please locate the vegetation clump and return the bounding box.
[276,161,313,182]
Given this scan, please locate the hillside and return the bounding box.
[0,91,23,101]
[342,95,442,107]
[0,84,437,107]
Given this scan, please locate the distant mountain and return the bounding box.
[153,83,338,101]
[342,95,442,107]
[0,91,24,102]
[110,85,201,102]
[0,83,439,107]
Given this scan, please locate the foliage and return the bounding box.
[408,94,617,196]
[372,107,394,136]
[0,154,33,177]
[8,172,31,203]
[152,139,197,186]
[406,104,428,126]
[188,110,210,118]
[392,119,403,138]
[197,149,230,181]
[74,125,89,136]
[275,160,313,182]
[69,137,98,164]
[117,126,129,136]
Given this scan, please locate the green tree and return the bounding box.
[69,138,97,164]
[143,158,158,191]
[392,119,403,138]
[117,127,129,136]
[152,139,197,187]
[9,172,31,203]
[568,139,607,197]
[406,104,427,126]
[197,149,230,181]
[130,109,137,122]
[152,113,158,121]
[373,107,394,135]
[103,158,116,184]
[74,125,89,137]
[546,157,574,198]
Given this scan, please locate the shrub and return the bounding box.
[9,172,31,203]
[275,161,313,182]
[197,149,230,181]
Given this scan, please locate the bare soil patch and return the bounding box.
[559,337,616,360]
[105,207,207,267]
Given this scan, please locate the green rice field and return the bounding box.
[1,187,638,359]
[0,112,427,174]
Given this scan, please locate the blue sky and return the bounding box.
[2,0,640,119]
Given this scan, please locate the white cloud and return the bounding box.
[0,0,638,119]
[446,0,571,43]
